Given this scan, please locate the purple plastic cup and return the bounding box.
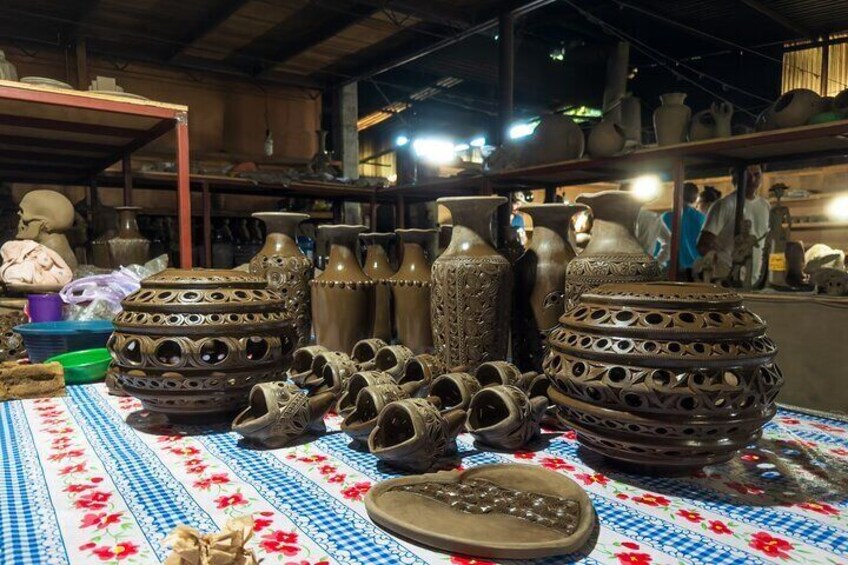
[27,294,64,323]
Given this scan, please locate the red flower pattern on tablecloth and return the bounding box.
[341,481,372,501]
[676,509,703,523]
[749,531,794,559]
[89,541,140,561]
[49,449,85,462]
[81,512,123,530]
[318,464,337,475]
[614,551,652,565]
[450,557,496,565]
[186,463,208,475]
[779,418,800,425]
[327,473,346,484]
[260,530,300,555]
[215,492,248,509]
[740,453,761,462]
[253,517,274,532]
[514,451,536,459]
[632,494,670,507]
[831,448,848,457]
[168,446,200,457]
[725,482,764,496]
[798,502,840,516]
[562,430,577,440]
[811,423,844,433]
[64,483,92,493]
[707,520,733,535]
[539,457,575,471]
[575,472,609,486]
[285,561,330,565]
[75,491,112,510]
[193,473,232,490]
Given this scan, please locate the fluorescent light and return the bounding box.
[395,135,410,147]
[827,194,848,221]
[508,121,538,139]
[469,137,486,147]
[632,175,661,202]
[454,143,470,152]
[412,138,456,165]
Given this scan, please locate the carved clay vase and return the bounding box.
[431,196,511,369]
[310,225,374,353]
[388,228,436,354]
[587,121,626,158]
[361,232,395,341]
[513,203,588,372]
[249,212,312,348]
[108,206,150,267]
[653,93,691,146]
[565,191,662,308]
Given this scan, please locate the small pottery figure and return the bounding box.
[351,338,388,369]
[388,228,437,353]
[771,88,824,128]
[430,372,482,411]
[475,361,535,390]
[250,212,312,347]
[374,344,415,379]
[232,382,335,448]
[545,282,783,473]
[108,206,151,267]
[16,190,78,270]
[337,370,396,416]
[341,381,424,445]
[690,102,734,141]
[0,240,72,289]
[466,385,548,451]
[653,92,691,146]
[524,114,585,165]
[587,121,626,158]
[399,353,448,386]
[287,345,328,388]
[311,225,374,353]
[620,94,642,145]
[431,197,511,369]
[565,191,662,308]
[361,232,395,341]
[368,398,466,472]
[513,203,587,372]
[312,350,358,394]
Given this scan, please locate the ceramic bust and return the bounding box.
[16,190,78,270]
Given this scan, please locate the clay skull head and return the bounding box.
[17,190,75,240]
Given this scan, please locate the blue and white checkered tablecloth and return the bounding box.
[1,383,847,565]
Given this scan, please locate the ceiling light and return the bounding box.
[508,122,538,139]
[632,175,662,202]
[395,135,409,147]
[413,138,456,165]
[827,194,848,221]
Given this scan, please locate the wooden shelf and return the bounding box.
[790,221,848,230]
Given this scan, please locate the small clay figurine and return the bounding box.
[16,190,78,270]
[286,345,328,388]
[475,361,536,390]
[0,240,72,288]
[430,372,482,411]
[340,381,424,445]
[466,385,548,451]
[374,344,414,379]
[351,338,388,369]
[398,354,448,386]
[336,370,396,416]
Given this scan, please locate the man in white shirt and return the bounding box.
[697,165,770,285]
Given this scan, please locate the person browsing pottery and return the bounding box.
[662,182,705,279]
[697,165,770,286]
[697,185,722,214]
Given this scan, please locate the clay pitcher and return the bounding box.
[653,93,691,146]
[388,228,436,354]
[108,206,150,267]
[310,225,374,353]
[431,196,511,369]
[250,212,312,347]
[361,232,395,341]
[513,203,588,372]
[565,191,661,308]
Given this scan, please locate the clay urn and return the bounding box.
[653,92,691,146]
[388,228,437,354]
[587,121,626,158]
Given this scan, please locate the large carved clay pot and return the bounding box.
[524,114,585,165]
[653,93,691,146]
[249,212,312,348]
[431,197,511,369]
[388,228,436,354]
[565,191,662,308]
[107,206,150,267]
[361,232,395,341]
[109,269,295,421]
[771,88,824,128]
[544,282,783,473]
[311,225,374,353]
[587,121,626,158]
[513,204,587,372]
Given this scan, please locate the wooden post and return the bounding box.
[544,185,557,202]
[331,199,343,224]
[668,159,685,281]
[122,155,133,206]
[821,34,830,96]
[175,112,192,268]
[369,191,378,230]
[74,38,87,90]
[396,195,406,229]
[202,182,212,268]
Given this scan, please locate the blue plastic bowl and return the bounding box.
[14,320,114,363]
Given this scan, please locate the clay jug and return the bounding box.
[361,232,395,341]
[310,225,374,353]
[107,206,150,267]
[620,94,642,145]
[513,203,588,372]
[653,93,691,146]
[565,191,662,308]
[388,228,436,354]
[431,196,511,369]
[587,121,626,158]
[250,212,312,348]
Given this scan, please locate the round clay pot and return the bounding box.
[653,92,691,146]
[250,212,312,348]
[771,88,824,128]
[361,232,395,341]
[109,269,295,420]
[524,114,585,165]
[565,191,662,308]
[544,282,783,473]
[388,228,436,354]
[513,203,588,372]
[310,225,375,353]
[587,121,626,158]
[108,206,150,267]
[431,197,511,369]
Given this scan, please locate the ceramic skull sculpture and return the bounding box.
[17,190,78,269]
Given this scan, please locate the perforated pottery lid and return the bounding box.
[581,282,741,308]
[140,269,266,289]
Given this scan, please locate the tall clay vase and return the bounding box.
[388,229,436,354]
[513,204,587,372]
[653,92,691,146]
[565,191,662,308]
[361,233,395,341]
[250,212,313,348]
[310,225,374,353]
[431,196,511,369]
[108,206,150,267]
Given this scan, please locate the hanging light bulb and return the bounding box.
[264,129,274,157]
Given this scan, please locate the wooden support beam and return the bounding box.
[202,182,212,268]
[736,0,813,39]
[74,38,88,90]
[668,159,685,281]
[168,0,250,60]
[176,114,193,268]
[122,155,132,206]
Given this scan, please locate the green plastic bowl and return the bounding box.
[46,348,112,385]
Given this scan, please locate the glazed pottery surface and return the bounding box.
[110,269,295,420]
[653,92,691,146]
[513,204,587,372]
[544,282,783,472]
[362,232,395,341]
[364,464,595,559]
[565,191,661,308]
[250,212,312,348]
[388,229,436,354]
[466,385,547,451]
[108,206,150,267]
[587,121,626,158]
[431,197,511,369]
[311,225,374,353]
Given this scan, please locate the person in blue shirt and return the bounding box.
[662,182,705,279]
